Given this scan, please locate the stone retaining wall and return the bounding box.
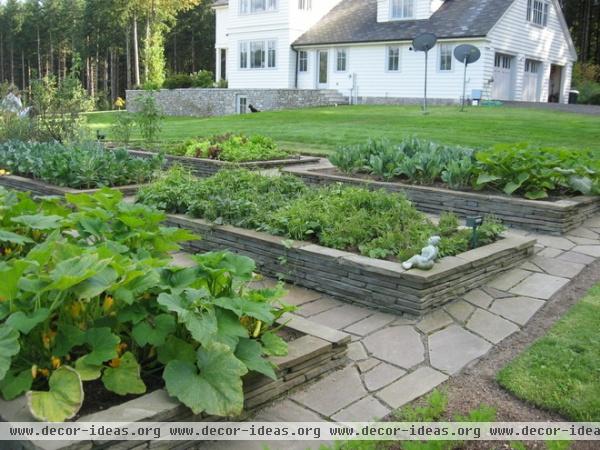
[0,175,143,196]
[166,214,536,316]
[284,167,600,235]
[126,88,346,117]
[0,314,350,450]
[118,147,320,178]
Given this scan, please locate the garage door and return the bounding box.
[522,59,541,102]
[492,53,514,100]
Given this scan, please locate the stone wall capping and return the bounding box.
[284,167,600,235]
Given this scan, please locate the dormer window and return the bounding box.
[240,0,278,14]
[298,0,312,10]
[526,0,549,27]
[390,0,415,20]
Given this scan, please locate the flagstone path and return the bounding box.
[192,215,600,450]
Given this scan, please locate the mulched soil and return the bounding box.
[410,259,600,450]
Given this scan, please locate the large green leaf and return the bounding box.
[6,308,50,335]
[234,338,277,380]
[194,252,256,282]
[0,230,34,245]
[72,267,119,299]
[158,293,218,345]
[52,324,86,358]
[163,342,248,416]
[213,308,249,350]
[44,255,112,293]
[260,331,288,357]
[0,260,32,303]
[0,325,20,381]
[102,352,146,396]
[0,369,33,400]
[84,328,120,365]
[475,173,502,186]
[157,336,196,365]
[214,297,275,323]
[569,176,593,195]
[132,314,176,347]
[11,214,64,230]
[27,366,83,422]
[74,355,103,381]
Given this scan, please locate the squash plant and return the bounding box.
[0,188,292,421]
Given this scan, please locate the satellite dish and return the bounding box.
[453,44,481,111]
[411,33,438,114]
[454,44,481,65]
[412,33,438,52]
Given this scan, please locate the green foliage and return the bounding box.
[143,29,167,91]
[572,63,600,105]
[30,75,94,143]
[135,94,164,143]
[163,71,215,89]
[330,138,476,187]
[0,187,291,420]
[110,113,136,145]
[498,283,600,421]
[170,134,289,162]
[0,140,164,189]
[475,144,600,199]
[139,169,505,263]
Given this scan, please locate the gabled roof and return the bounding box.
[294,0,516,46]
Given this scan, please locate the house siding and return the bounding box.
[487,0,576,103]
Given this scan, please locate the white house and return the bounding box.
[213,0,577,104]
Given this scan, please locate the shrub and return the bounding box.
[0,140,164,189]
[134,94,164,143]
[110,112,136,144]
[0,188,291,420]
[138,168,505,262]
[163,71,215,89]
[170,134,289,162]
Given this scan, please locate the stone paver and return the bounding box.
[310,304,373,329]
[296,297,343,317]
[357,358,380,373]
[556,251,596,265]
[466,309,520,344]
[568,227,598,239]
[363,363,406,392]
[331,396,391,422]
[533,235,575,251]
[291,366,366,417]
[489,297,546,326]
[347,341,368,361]
[428,326,492,375]
[253,399,323,422]
[344,313,396,336]
[444,300,475,323]
[463,289,494,308]
[284,285,323,306]
[362,327,425,369]
[510,273,569,300]
[520,261,543,273]
[416,310,454,334]
[572,245,600,258]
[531,256,585,278]
[537,247,563,258]
[376,367,448,409]
[487,268,533,291]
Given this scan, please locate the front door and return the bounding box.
[317,50,328,88]
[548,65,563,103]
[522,59,541,102]
[492,53,514,100]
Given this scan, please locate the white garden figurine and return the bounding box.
[402,236,441,271]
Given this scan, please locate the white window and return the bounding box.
[336,49,347,72]
[495,54,512,69]
[525,59,540,73]
[298,0,312,10]
[387,46,400,71]
[237,95,248,114]
[299,51,308,72]
[390,0,414,19]
[439,44,453,71]
[240,0,277,14]
[527,0,549,27]
[240,39,277,69]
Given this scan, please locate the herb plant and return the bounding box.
[0,140,164,189]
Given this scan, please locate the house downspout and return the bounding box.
[292,47,299,88]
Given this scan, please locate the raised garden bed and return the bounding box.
[108,144,321,178]
[165,213,536,316]
[0,314,350,450]
[284,165,600,235]
[0,174,143,196]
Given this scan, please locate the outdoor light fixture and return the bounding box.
[466,216,484,249]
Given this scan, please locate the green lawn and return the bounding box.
[497,283,600,421]
[85,105,600,156]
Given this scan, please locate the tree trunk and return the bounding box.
[144,15,150,82]
[10,41,15,85]
[110,48,117,104]
[191,34,196,73]
[49,33,54,75]
[0,33,4,82]
[126,26,132,89]
[103,52,109,96]
[173,32,177,73]
[37,27,42,77]
[21,50,26,90]
[133,14,141,86]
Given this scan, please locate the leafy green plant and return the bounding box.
[111,113,136,145]
[0,188,292,421]
[0,140,164,189]
[135,94,164,144]
[139,169,505,263]
[475,144,600,199]
[170,134,289,162]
